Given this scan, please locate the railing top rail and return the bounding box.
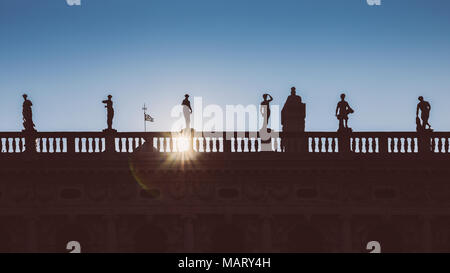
[0,131,449,138]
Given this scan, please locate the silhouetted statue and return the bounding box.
[182,94,192,130]
[336,93,354,132]
[416,96,432,132]
[102,95,115,131]
[281,87,306,152]
[260,93,273,129]
[22,94,36,132]
[282,87,306,132]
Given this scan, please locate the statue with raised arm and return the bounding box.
[102,95,115,131]
[22,94,36,132]
[260,93,273,129]
[336,93,353,132]
[416,96,432,132]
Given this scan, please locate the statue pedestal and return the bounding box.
[259,127,273,152]
[337,127,353,133]
[22,130,37,154]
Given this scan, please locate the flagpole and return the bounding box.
[142,104,147,132]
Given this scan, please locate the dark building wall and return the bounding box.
[0,153,448,253]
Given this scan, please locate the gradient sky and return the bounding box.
[1,0,450,132]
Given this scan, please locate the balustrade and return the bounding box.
[0,131,443,156]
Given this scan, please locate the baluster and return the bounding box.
[331,138,337,153]
[440,138,445,153]
[165,137,171,152]
[40,138,46,153]
[409,138,414,153]
[127,138,132,153]
[324,138,330,153]
[240,138,244,152]
[411,138,416,153]
[134,137,138,150]
[116,138,121,153]
[398,138,403,153]
[51,138,55,153]
[317,137,323,153]
[357,138,362,153]
[446,138,450,153]
[365,138,370,153]
[20,137,25,153]
[75,138,80,153]
[0,138,3,153]
[160,137,165,152]
[255,138,259,152]
[369,138,374,153]
[98,138,103,152]
[5,138,10,153]
[311,137,316,153]
[431,138,436,153]
[207,137,212,153]
[123,138,127,153]
[200,137,205,152]
[17,138,21,153]
[151,137,157,151]
[58,138,63,153]
[93,138,98,153]
[194,138,199,152]
[388,138,394,153]
[234,137,238,152]
[12,138,17,153]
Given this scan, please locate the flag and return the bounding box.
[145,113,154,122]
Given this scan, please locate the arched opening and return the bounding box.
[134,225,168,253]
[211,224,245,253]
[286,224,324,253]
[366,224,403,253]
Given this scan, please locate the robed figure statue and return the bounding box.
[281,87,306,152]
[22,94,36,132]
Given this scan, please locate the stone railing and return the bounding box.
[0,131,447,156]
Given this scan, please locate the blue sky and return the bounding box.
[0,0,449,132]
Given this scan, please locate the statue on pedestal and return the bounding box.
[281,87,306,152]
[182,94,192,134]
[416,96,432,132]
[22,94,36,132]
[260,93,273,130]
[336,93,353,133]
[102,95,116,132]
